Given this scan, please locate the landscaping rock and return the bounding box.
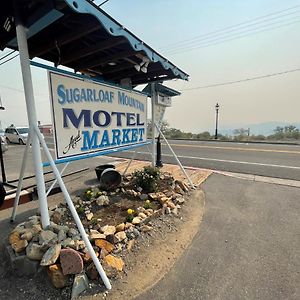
[104,254,124,272]
[96,195,110,206]
[138,212,147,219]
[86,263,98,280]
[11,239,28,253]
[52,211,63,224]
[115,231,126,242]
[71,273,89,300]
[95,239,114,253]
[106,234,119,244]
[83,251,99,264]
[39,230,57,245]
[9,231,20,245]
[89,230,106,241]
[139,194,148,201]
[86,212,93,221]
[47,264,68,289]
[41,244,61,266]
[26,242,47,260]
[115,223,125,232]
[58,229,67,242]
[20,230,33,242]
[60,248,84,275]
[101,225,116,236]
[132,217,141,225]
[68,228,79,238]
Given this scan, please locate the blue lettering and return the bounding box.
[57,84,66,104]
[93,110,111,127]
[63,108,91,128]
[81,130,99,150]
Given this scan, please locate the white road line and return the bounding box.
[122,151,300,170]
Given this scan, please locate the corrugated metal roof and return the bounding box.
[0,0,189,86]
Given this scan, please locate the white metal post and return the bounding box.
[11,132,32,222]
[123,150,136,176]
[35,127,111,290]
[155,123,195,189]
[15,21,50,228]
[151,83,156,166]
[46,162,69,196]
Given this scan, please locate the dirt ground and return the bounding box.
[0,161,209,300]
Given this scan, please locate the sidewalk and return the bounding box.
[136,173,300,300]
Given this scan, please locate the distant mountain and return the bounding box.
[220,122,300,136]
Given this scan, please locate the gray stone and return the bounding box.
[40,244,61,266]
[50,223,69,234]
[28,216,40,226]
[68,228,79,238]
[96,195,110,206]
[139,194,148,201]
[58,229,67,242]
[62,238,75,249]
[39,230,57,245]
[26,242,47,260]
[71,273,89,299]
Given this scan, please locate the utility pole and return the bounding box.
[215,102,220,139]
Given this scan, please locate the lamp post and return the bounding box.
[214,102,220,140]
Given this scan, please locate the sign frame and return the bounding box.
[48,70,148,163]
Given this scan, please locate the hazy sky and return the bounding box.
[0,0,300,133]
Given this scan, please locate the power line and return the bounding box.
[180,68,300,91]
[165,14,300,54]
[0,53,19,67]
[162,5,300,50]
[167,19,300,55]
[0,50,16,61]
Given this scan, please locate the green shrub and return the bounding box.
[132,166,160,193]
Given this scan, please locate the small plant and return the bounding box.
[143,200,151,209]
[90,218,98,225]
[126,208,135,222]
[133,166,160,193]
[76,206,85,214]
[84,189,94,200]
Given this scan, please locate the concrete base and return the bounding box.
[3,243,40,277]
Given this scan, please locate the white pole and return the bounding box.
[15,21,50,228]
[46,162,69,196]
[146,144,154,161]
[155,123,195,189]
[151,83,156,167]
[35,128,111,290]
[11,132,32,222]
[123,150,136,176]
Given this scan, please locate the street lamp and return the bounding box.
[215,102,220,139]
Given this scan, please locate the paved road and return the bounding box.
[136,173,300,300]
[107,139,300,181]
[3,137,300,182]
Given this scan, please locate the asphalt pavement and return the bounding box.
[135,173,300,300]
[107,139,300,181]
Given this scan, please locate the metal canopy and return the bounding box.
[0,0,189,86]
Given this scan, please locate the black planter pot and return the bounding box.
[95,164,115,181]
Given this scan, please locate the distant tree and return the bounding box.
[195,131,211,140]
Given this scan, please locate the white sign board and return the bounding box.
[157,93,172,107]
[48,71,147,161]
